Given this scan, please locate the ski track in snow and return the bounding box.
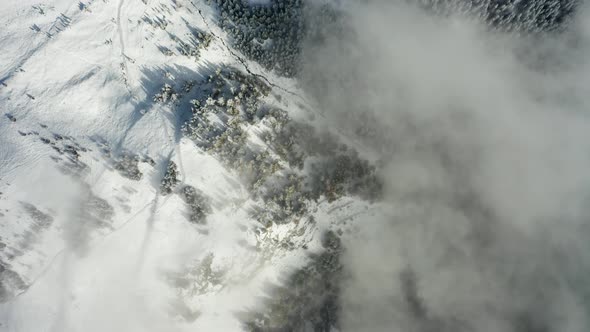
[116,0,134,98]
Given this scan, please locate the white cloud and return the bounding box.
[300,1,590,331]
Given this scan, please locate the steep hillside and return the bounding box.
[0,0,381,330]
[3,0,590,332]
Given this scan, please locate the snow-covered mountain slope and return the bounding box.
[4,0,590,331]
[0,0,380,330]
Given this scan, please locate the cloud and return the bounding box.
[299,1,590,331]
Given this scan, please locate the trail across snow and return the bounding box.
[116,0,135,97]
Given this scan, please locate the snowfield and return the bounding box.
[0,0,371,330]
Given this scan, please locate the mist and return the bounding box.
[299,1,590,331]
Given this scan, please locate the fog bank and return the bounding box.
[300,1,590,331]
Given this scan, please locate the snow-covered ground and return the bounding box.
[0,0,370,330]
[5,0,589,331]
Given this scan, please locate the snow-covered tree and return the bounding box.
[160,160,180,195]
